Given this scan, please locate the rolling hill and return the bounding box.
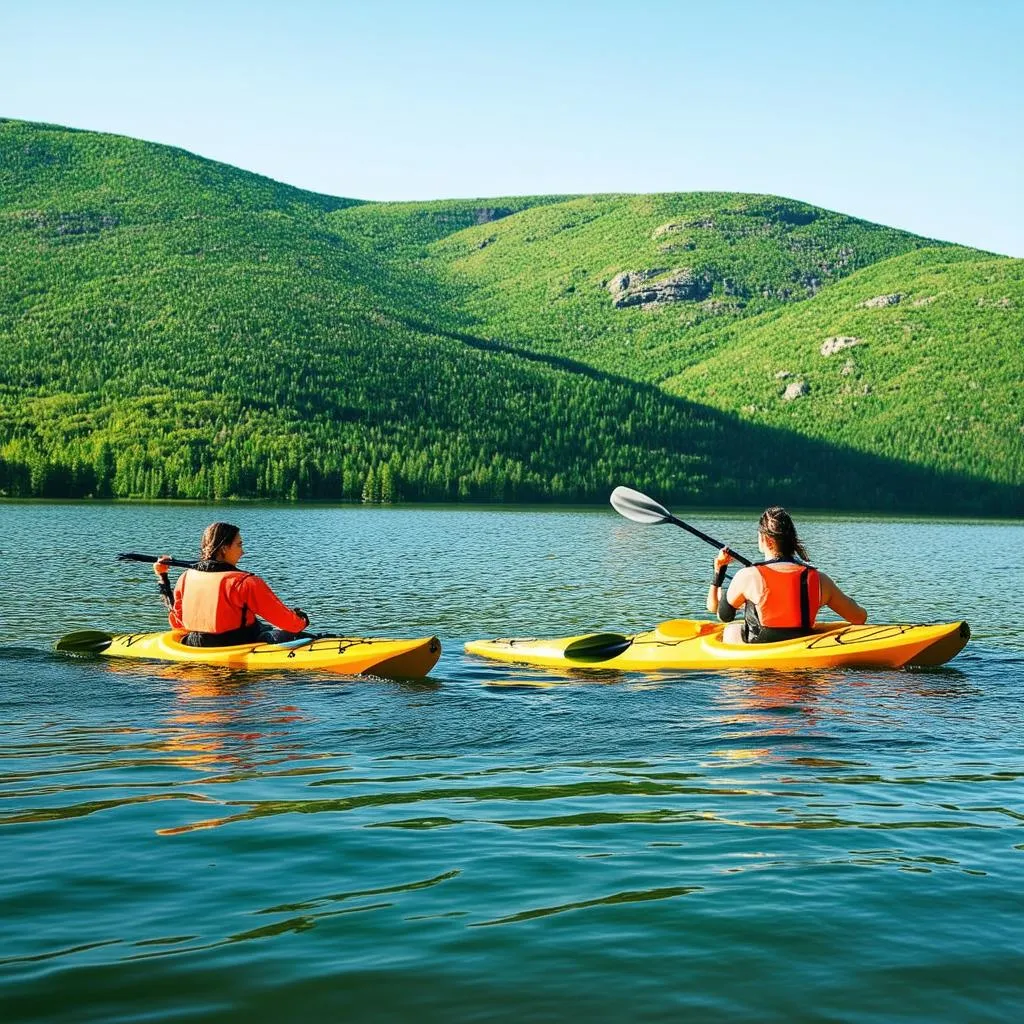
[0,118,1020,514]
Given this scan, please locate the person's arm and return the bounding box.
[240,576,309,633]
[153,556,184,628]
[153,556,173,606]
[169,573,186,629]
[819,572,867,624]
[708,551,747,622]
[719,567,749,622]
[706,548,733,614]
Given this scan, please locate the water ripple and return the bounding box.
[473,884,704,927]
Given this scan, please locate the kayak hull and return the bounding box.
[100,631,441,679]
[465,619,970,672]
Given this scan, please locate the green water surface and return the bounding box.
[1,503,1021,1022]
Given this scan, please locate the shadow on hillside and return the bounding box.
[401,316,1022,518]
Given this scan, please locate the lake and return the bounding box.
[1,502,1022,1022]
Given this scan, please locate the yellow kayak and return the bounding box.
[465,619,970,672]
[58,630,441,679]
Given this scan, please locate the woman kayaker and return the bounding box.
[153,522,309,647]
[707,506,866,644]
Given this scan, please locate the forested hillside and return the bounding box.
[428,203,1022,492]
[0,118,1020,513]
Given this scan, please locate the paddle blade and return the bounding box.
[610,486,673,525]
[55,630,113,655]
[564,632,633,664]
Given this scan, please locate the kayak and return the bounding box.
[465,619,970,672]
[59,630,442,679]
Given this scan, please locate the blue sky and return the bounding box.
[2,0,1021,255]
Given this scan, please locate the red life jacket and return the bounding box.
[178,570,254,634]
[755,562,821,630]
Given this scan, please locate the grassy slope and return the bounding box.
[665,248,1024,486]
[0,118,1020,512]
[422,193,1022,492]
[425,191,952,375]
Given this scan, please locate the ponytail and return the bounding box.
[758,507,808,561]
[199,522,240,562]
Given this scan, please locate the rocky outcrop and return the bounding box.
[820,335,861,357]
[651,217,715,238]
[861,293,902,308]
[606,267,712,308]
[658,239,697,253]
[474,207,512,225]
[652,222,683,238]
[782,380,810,400]
[699,298,741,316]
[814,246,855,277]
[431,207,512,229]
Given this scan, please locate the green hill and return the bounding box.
[422,190,954,378]
[0,118,1020,514]
[664,248,1024,488]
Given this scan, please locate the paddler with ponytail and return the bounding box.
[153,522,310,647]
[706,506,866,644]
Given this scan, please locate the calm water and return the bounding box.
[1,503,1022,1023]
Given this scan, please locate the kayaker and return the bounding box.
[152,522,310,647]
[706,506,866,644]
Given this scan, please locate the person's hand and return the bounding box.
[714,548,733,572]
[293,607,309,625]
[153,556,172,577]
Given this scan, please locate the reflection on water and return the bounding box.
[1,505,1022,1022]
[472,883,704,927]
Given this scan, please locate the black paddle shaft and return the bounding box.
[665,516,753,567]
[117,552,197,570]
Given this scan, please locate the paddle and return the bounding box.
[55,555,189,656]
[117,552,196,570]
[609,486,753,567]
[563,632,633,663]
[55,630,114,654]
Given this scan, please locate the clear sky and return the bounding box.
[2,0,1021,255]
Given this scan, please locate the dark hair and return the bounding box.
[758,507,808,561]
[200,522,240,562]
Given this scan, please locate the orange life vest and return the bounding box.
[755,562,821,630]
[178,570,254,634]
